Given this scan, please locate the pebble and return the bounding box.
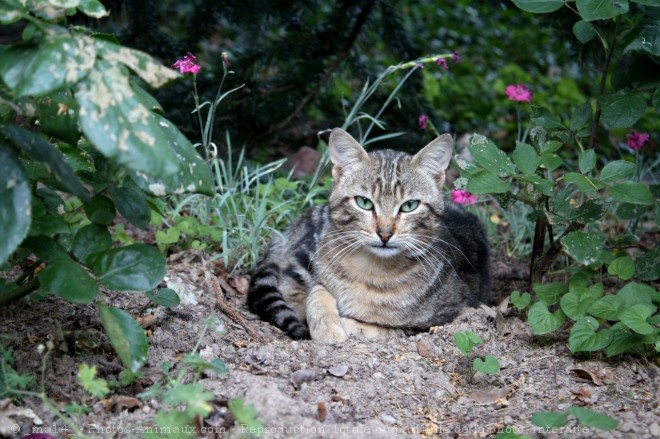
[649,422,660,436]
[381,414,397,425]
[372,372,384,379]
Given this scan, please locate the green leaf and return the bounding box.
[36,91,80,145]
[98,303,148,373]
[600,93,646,128]
[454,331,483,355]
[466,169,511,194]
[78,0,109,18]
[511,0,564,13]
[531,411,568,429]
[619,303,657,334]
[130,113,214,196]
[75,60,180,178]
[163,384,213,417]
[617,282,656,306]
[531,107,564,130]
[469,140,515,177]
[564,172,604,193]
[623,23,660,57]
[228,398,264,436]
[566,406,619,431]
[181,353,229,374]
[0,124,90,202]
[616,203,649,220]
[511,291,532,310]
[84,195,116,225]
[533,282,568,305]
[93,244,166,291]
[39,257,99,304]
[600,160,635,183]
[0,144,31,266]
[77,364,109,399]
[576,0,629,21]
[0,33,95,97]
[146,288,180,308]
[606,324,654,356]
[560,284,603,321]
[578,149,596,174]
[155,227,180,245]
[608,255,635,280]
[151,410,194,439]
[635,249,660,281]
[528,301,566,335]
[573,20,597,44]
[609,182,654,205]
[473,355,500,375]
[0,1,27,25]
[95,40,179,89]
[518,174,554,196]
[538,152,562,171]
[108,182,151,229]
[72,224,112,265]
[561,231,603,266]
[513,142,539,175]
[540,140,563,154]
[569,316,613,352]
[570,103,593,133]
[588,295,625,320]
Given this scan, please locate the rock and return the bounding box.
[327,365,349,377]
[381,414,397,425]
[290,368,323,390]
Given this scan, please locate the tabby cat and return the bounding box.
[247,128,491,342]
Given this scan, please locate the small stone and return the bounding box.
[649,422,660,436]
[372,372,384,379]
[327,365,349,377]
[381,414,397,425]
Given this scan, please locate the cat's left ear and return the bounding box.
[411,133,453,178]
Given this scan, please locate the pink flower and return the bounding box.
[627,131,649,151]
[222,51,232,69]
[505,84,532,103]
[418,114,429,130]
[172,52,201,75]
[436,57,449,70]
[452,51,461,63]
[451,190,477,206]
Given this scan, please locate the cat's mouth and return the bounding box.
[368,243,402,257]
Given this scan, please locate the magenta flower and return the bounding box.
[627,131,649,151]
[451,190,477,206]
[505,84,532,103]
[452,51,461,63]
[436,57,449,70]
[418,114,429,130]
[222,51,232,69]
[172,52,201,75]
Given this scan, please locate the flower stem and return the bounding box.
[516,102,522,143]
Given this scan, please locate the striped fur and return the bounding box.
[247,128,491,341]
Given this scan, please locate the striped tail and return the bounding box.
[247,262,310,339]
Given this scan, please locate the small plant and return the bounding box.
[531,406,618,432]
[453,330,500,381]
[446,0,659,357]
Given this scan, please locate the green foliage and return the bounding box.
[77,364,110,399]
[228,398,264,436]
[532,407,619,431]
[0,0,212,366]
[453,331,500,380]
[455,1,660,358]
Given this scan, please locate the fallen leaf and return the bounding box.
[428,326,442,334]
[327,365,349,377]
[330,395,351,405]
[417,339,433,359]
[290,369,323,390]
[113,395,142,411]
[137,314,157,329]
[570,367,604,386]
[234,340,248,349]
[469,387,512,404]
[317,402,327,422]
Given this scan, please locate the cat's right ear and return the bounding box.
[328,128,369,179]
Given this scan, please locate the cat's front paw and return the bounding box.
[340,317,404,340]
[309,318,348,343]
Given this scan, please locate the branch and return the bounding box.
[0,277,40,306]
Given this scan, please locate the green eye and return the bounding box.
[355,196,374,210]
[400,200,420,212]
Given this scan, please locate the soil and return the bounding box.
[1,248,659,439]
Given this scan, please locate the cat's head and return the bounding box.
[327,128,453,258]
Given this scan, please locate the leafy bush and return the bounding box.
[0,1,212,370]
[454,0,659,357]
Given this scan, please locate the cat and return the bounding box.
[247,128,491,342]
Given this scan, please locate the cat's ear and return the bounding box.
[411,133,453,176]
[328,128,369,176]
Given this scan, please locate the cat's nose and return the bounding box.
[377,227,393,243]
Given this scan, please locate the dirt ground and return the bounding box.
[1,249,659,439]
